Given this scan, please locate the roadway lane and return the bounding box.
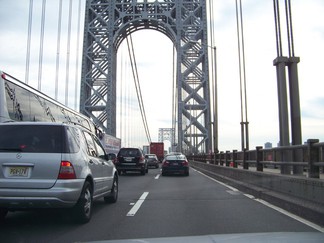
[0,167,321,242]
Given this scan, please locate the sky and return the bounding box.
[0,0,323,152]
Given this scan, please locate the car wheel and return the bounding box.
[104,175,118,203]
[0,208,8,222]
[73,181,92,223]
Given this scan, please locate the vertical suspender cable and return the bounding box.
[126,35,151,144]
[172,44,176,150]
[235,0,244,150]
[55,0,63,100]
[208,0,215,113]
[119,47,123,140]
[273,0,283,57]
[285,0,295,57]
[38,0,46,91]
[239,0,249,150]
[284,0,291,57]
[208,0,216,153]
[25,0,33,84]
[65,0,73,106]
[236,0,249,150]
[74,0,82,110]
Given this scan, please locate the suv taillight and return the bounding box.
[139,156,145,164]
[58,161,76,179]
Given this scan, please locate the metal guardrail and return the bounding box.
[187,139,324,179]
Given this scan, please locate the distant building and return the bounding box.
[264,142,272,149]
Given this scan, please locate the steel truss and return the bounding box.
[80,0,211,153]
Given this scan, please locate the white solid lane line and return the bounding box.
[127,192,149,216]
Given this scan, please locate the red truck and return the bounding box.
[149,142,164,162]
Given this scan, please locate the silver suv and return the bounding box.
[0,122,118,223]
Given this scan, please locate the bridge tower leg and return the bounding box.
[80,0,212,154]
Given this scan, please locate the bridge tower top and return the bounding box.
[80,0,212,153]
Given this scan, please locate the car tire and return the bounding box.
[0,208,8,222]
[73,181,92,224]
[104,175,118,203]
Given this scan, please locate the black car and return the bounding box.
[115,148,148,175]
[161,153,189,176]
[145,154,159,168]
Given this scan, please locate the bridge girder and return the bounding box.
[80,0,212,153]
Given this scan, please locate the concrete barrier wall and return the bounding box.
[190,160,324,226]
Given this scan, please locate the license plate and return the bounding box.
[8,167,29,177]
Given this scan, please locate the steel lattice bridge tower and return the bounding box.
[80,0,212,153]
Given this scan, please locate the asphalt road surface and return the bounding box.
[0,167,321,243]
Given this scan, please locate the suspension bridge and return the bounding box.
[1,0,324,230]
[0,0,318,158]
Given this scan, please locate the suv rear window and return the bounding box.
[0,125,64,153]
[118,148,141,157]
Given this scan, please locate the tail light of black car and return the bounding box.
[162,160,170,167]
[138,155,146,165]
[182,160,189,166]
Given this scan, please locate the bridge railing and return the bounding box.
[186,139,324,179]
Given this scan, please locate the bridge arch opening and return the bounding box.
[116,29,175,149]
